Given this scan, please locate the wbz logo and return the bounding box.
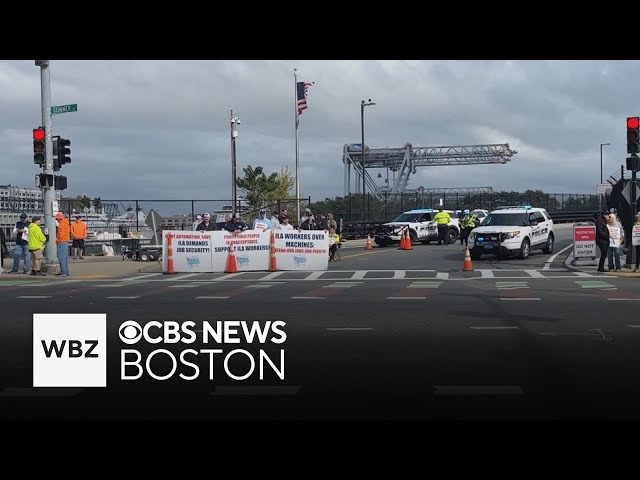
[33,314,107,387]
[41,339,99,358]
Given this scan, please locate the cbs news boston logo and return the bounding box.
[33,314,107,387]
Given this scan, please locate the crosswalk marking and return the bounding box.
[575,280,616,289]
[323,282,363,288]
[496,281,529,289]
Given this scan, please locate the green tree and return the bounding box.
[267,166,295,202]
[92,197,102,213]
[236,165,278,211]
[78,195,92,212]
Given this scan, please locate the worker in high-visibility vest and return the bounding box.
[433,209,451,245]
[460,208,478,246]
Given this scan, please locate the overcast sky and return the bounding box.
[0,60,635,205]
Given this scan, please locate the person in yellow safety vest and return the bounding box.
[433,209,451,245]
[460,208,478,246]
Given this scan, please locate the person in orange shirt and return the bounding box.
[55,212,70,276]
[70,216,87,260]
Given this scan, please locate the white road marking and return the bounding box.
[392,270,405,279]
[524,269,545,278]
[260,271,286,280]
[162,272,200,281]
[434,385,524,396]
[304,271,325,281]
[106,296,140,299]
[135,272,164,278]
[195,296,229,299]
[608,298,640,301]
[291,296,324,299]
[543,244,573,270]
[16,295,50,299]
[350,270,368,280]
[218,272,245,280]
[479,270,495,278]
[436,272,449,280]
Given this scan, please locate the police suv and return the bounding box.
[374,209,460,247]
[468,205,555,260]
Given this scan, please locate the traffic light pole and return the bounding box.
[628,169,637,268]
[38,60,58,268]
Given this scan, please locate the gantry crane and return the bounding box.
[343,143,518,202]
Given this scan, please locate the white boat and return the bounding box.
[213,201,251,223]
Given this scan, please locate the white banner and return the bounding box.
[214,231,271,272]
[633,225,640,246]
[163,230,213,273]
[163,229,329,273]
[274,230,329,271]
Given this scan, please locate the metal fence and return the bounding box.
[56,197,312,233]
[328,192,600,222]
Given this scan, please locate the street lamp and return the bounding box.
[231,110,241,216]
[599,142,610,212]
[600,142,611,184]
[361,99,376,219]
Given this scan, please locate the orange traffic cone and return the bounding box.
[269,229,277,271]
[365,234,373,250]
[401,228,413,250]
[462,246,474,271]
[225,242,238,273]
[165,233,176,274]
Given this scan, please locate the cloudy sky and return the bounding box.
[0,60,635,205]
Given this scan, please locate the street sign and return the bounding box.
[573,223,596,260]
[620,180,638,205]
[597,183,612,195]
[51,104,78,115]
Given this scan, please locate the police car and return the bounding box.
[374,208,460,247]
[468,205,555,260]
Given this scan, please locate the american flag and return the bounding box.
[296,81,314,127]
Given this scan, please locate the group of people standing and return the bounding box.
[594,209,640,273]
[0,213,88,276]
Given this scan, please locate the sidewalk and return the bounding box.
[565,251,640,278]
[0,256,160,280]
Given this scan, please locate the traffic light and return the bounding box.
[627,117,639,154]
[52,136,71,169]
[54,175,67,190]
[33,127,45,165]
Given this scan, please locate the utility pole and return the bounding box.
[36,60,58,268]
[230,110,240,216]
[361,99,376,220]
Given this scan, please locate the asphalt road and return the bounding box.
[2,224,639,422]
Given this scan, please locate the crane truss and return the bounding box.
[343,143,517,202]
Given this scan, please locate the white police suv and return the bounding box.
[374,209,460,247]
[468,205,555,260]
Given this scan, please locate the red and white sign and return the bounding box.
[574,227,595,242]
[573,224,596,259]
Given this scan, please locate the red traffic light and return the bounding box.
[627,117,639,130]
[33,127,45,141]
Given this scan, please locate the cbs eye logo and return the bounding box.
[119,320,142,345]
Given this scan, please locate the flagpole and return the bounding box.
[294,68,301,224]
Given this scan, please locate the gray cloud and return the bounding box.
[0,60,635,212]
